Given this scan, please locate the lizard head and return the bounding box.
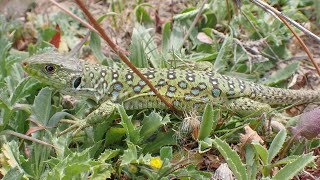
[21,52,89,96]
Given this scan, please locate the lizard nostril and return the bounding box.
[21,61,28,67]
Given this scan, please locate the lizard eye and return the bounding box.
[45,64,56,73]
[73,77,82,88]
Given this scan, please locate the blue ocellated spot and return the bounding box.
[200,96,209,102]
[173,100,180,107]
[133,86,142,93]
[193,103,201,109]
[191,88,200,96]
[184,93,192,101]
[158,79,166,86]
[114,83,123,91]
[212,89,221,97]
[198,82,207,90]
[168,86,176,92]
[166,91,174,98]
[138,80,146,86]
[178,81,187,89]
[111,91,119,98]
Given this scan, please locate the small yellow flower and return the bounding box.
[150,157,163,169]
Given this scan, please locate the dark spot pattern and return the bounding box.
[173,100,180,107]
[125,73,134,81]
[184,93,193,101]
[209,77,219,87]
[133,85,142,93]
[212,88,221,97]
[178,81,188,89]
[158,79,166,86]
[186,73,195,82]
[167,85,177,93]
[198,82,207,91]
[144,69,156,79]
[191,87,200,96]
[112,71,119,80]
[138,80,146,86]
[167,70,176,80]
[113,82,123,91]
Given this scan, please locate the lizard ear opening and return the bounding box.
[73,77,82,88]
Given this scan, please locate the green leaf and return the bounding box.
[273,153,315,180]
[172,164,212,179]
[160,146,172,161]
[129,27,148,67]
[173,5,210,20]
[140,112,170,140]
[273,155,299,166]
[48,112,70,127]
[10,77,30,105]
[90,164,113,180]
[252,141,268,165]
[63,164,91,180]
[32,87,52,125]
[129,23,160,67]
[200,11,217,29]
[198,105,218,140]
[268,129,286,163]
[46,148,94,179]
[3,167,24,180]
[245,145,258,180]
[161,22,171,54]
[1,141,28,177]
[98,149,120,162]
[104,127,126,146]
[262,63,300,86]
[213,35,233,72]
[121,142,138,166]
[90,32,106,63]
[142,130,176,153]
[117,105,140,144]
[135,5,153,25]
[0,37,12,78]
[212,137,248,180]
[168,21,184,53]
[199,137,213,153]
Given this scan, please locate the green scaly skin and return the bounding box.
[21,52,320,135]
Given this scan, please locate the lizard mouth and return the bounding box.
[21,60,34,75]
[21,60,29,68]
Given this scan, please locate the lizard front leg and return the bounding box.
[226,97,272,116]
[59,100,116,136]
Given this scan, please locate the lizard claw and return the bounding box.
[57,101,116,136]
[58,118,90,136]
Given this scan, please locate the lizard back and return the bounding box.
[79,61,320,111]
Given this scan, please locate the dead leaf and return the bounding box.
[211,163,235,180]
[197,32,213,44]
[239,125,264,145]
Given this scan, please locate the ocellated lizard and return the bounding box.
[21,52,320,135]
